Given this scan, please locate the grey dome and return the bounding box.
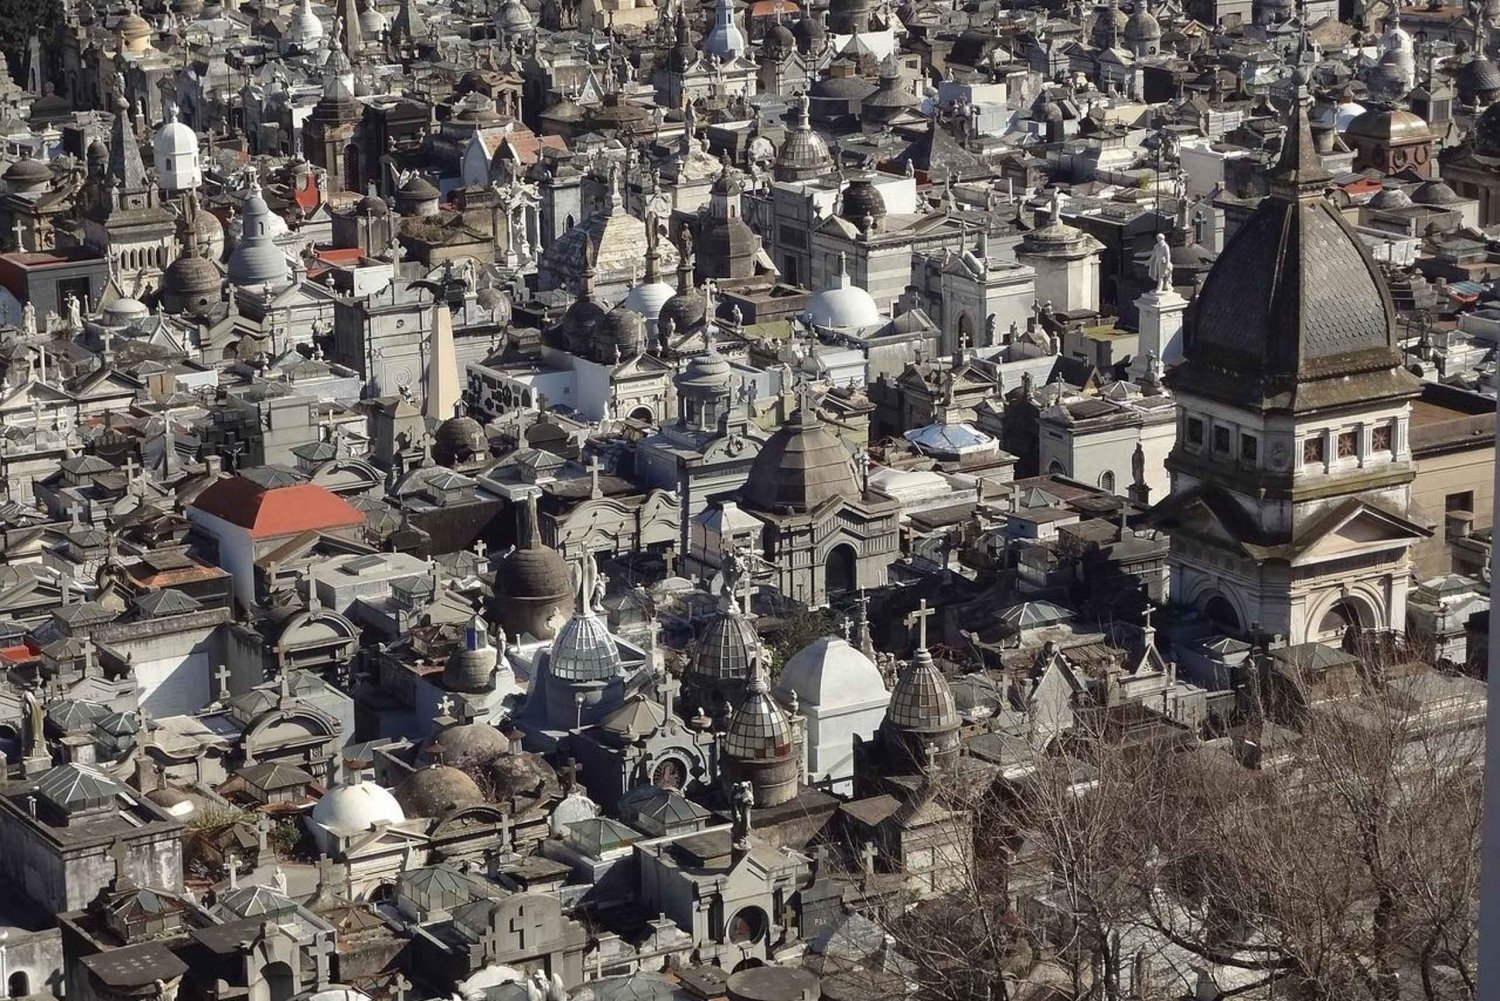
[690,599,760,687]
[433,409,488,467]
[424,722,509,766]
[723,668,793,761]
[444,613,499,692]
[740,405,859,514]
[227,179,291,288]
[550,609,622,682]
[395,763,484,816]
[1411,179,1462,206]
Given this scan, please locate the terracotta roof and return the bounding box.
[191,477,365,538]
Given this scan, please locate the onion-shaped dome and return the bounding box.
[433,405,488,467]
[803,253,881,331]
[741,401,860,513]
[395,763,483,817]
[703,0,747,60]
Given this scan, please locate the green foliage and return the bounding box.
[0,0,61,83]
[186,804,252,831]
[762,607,836,680]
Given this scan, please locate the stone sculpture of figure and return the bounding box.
[21,689,42,755]
[730,779,755,849]
[984,313,997,346]
[65,292,81,328]
[1132,441,1146,487]
[21,301,35,336]
[1148,232,1172,292]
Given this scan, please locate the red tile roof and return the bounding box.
[191,477,365,538]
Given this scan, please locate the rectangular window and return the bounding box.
[1446,491,1474,513]
[1337,430,1358,459]
[1303,436,1325,464]
[1372,424,1392,452]
[1186,418,1204,446]
[1213,426,1231,453]
[1241,434,1258,462]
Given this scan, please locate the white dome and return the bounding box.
[803,255,881,331]
[359,2,388,35]
[775,636,886,710]
[154,107,201,193]
[621,278,675,325]
[286,0,327,50]
[309,780,405,852]
[1335,101,1367,132]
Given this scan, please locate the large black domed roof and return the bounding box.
[1175,95,1417,412]
[740,405,860,514]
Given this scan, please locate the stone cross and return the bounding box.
[215,664,232,701]
[226,852,239,889]
[586,456,602,499]
[479,917,507,963]
[860,839,878,874]
[906,598,935,651]
[393,974,412,1001]
[437,694,455,719]
[307,933,336,987]
[109,837,130,884]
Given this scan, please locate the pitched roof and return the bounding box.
[191,476,364,538]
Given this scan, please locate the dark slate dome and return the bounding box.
[659,282,706,336]
[792,12,826,52]
[433,408,488,467]
[558,292,609,355]
[1457,55,1500,105]
[1178,94,1416,411]
[763,21,795,58]
[740,405,860,514]
[161,247,221,316]
[1410,179,1462,206]
[599,305,646,360]
[839,175,886,226]
[698,217,758,280]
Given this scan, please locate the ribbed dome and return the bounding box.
[4,154,50,187]
[1179,91,1415,411]
[1344,106,1430,142]
[698,216,758,280]
[724,668,793,761]
[622,277,675,321]
[763,21,794,57]
[496,0,533,32]
[886,647,958,734]
[1457,55,1500,104]
[839,175,886,225]
[433,408,488,467]
[358,0,388,35]
[1124,3,1160,40]
[600,305,646,360]
[741,404,859,513]
[550,606,622,682]
[691,598,760,685]
[161,250,221,315]
[395,764,483,816]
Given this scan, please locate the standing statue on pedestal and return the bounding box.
[1148,233,1172,293]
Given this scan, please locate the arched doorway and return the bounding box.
[629,405,655,423]
[1319,597,1369,645]
[1204,595,1240,634]
[10,972,29,998]
[957,312,974,348]
[262,961,295,1001]
[824,544,856,595]
[1048,459,1067,476]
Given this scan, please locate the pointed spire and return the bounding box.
[338,0,365,58]
[1269,73,1330,198]
[108,95,148,192]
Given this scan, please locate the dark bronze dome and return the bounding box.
[433,409,488,467]
[740,405,860,514]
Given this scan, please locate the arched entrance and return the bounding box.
[1204,595,1240,634]
[10,972,29,998]
[262,962,295,1001]
[824,544,857,595]
[629,405,655,423]
[1319,597,1371,646]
